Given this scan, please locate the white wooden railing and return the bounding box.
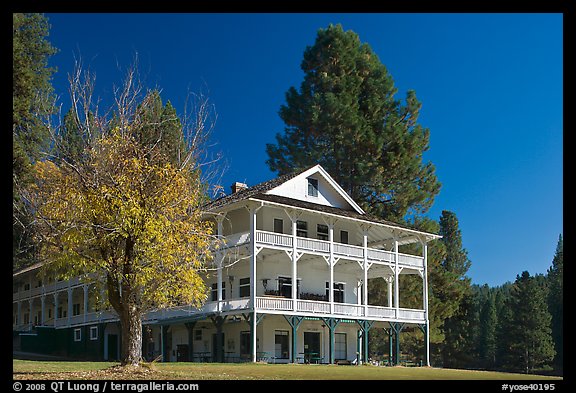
[254,296,425,322]
[255,230,293,248]
[296,299,330,314]
[255,296,293,311]
[251,230,424,268]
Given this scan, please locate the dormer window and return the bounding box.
[307,178,319,197]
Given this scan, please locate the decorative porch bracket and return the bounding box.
[320,317,341,364]
[283,315,305,363]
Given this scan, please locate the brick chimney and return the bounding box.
[231,181,248,194]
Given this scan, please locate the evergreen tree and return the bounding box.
[477,288,498,369]
[266,24,440,222]
[507,272,555,373]
[13,13,58,270]
[436,211,472,367]
[547,235,563,373]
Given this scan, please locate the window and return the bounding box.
[340,230,348,244]
[240,331,251,357]
[275,330,289,359]
[35,280,42,288]
[210,282,226,301]
[74,328,82,342]
[24,283,30,291]
[90,326,98,340]
[194,329,202,341]
[296,220,308,238]
[23,313,29,324]
[48,308,52,319]
[317,224,329,241]
[335,333,347,360]
[278,276,300,298]
[307,178,319,197]
[73,303,81,316]
[326,282,345,303]
[239,277,250,298]
[273,218,283,234]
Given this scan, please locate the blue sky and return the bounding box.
[44,13,563,287]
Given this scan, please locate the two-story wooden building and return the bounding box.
[13,165,440,365]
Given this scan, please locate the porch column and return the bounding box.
[291,217,298,311]
[322,317,340,364]
[386,275,393,308]
[17,301,22,326]
[284,315,304,364]
[67,287,73,325]
[216,215,225,311]
[394,239,400,315]
[83,285,89,323]
[362,230,369,316]
[422,240,430,367]
[53,293,59,323]
[40,296,46,325]
[29,299,33,327]
[249,205,260,363]
[328,224,334,315]
[184,322,196,362]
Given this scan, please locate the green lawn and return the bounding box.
[12,359,563,380]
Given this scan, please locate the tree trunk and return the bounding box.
[119,306,143,366]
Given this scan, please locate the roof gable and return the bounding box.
[265,165,365,214]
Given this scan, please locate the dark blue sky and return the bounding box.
[45,13,563,287]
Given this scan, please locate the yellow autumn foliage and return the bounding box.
[32,130,213,311]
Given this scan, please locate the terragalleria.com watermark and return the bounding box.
[13,381,199,393]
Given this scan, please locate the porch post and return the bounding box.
[29,299,33,327]
[291,217,298,311]
[388,324,394,366]
[40,296,46,325]
[216,215,225,311]
[328,224,334,315]
[17,301,22,326]
[386,275,393,308]
[363,230,369,316]
[422,240,430,367]
[83,285,89,323]
[67,287,73,325]
[394,239,400,316]
[249,204,259,362]
[284,315,304,363]
[184,322,196,362]
[53,293,59,323]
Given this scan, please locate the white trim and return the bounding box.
[73,328,82,342]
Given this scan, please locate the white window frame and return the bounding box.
[90,326,98,341]
[74,328,82,342]
[307,177,319,197]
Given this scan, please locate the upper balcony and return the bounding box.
[222,229,424,269]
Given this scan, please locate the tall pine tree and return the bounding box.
[13,13,58,270]
[507,272,555,373]
[266,24,440,222]
[547,234,563,373]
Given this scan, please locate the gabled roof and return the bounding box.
[203,167,308,211]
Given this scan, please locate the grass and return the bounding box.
[12,359,563,380]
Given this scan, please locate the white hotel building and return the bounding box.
[13,165,440,365]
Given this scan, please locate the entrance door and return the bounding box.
[303,332,321,363]
[107,334,119,361]
[176,344,189,362]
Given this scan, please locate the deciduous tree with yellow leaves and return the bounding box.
[26,62,218,366]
